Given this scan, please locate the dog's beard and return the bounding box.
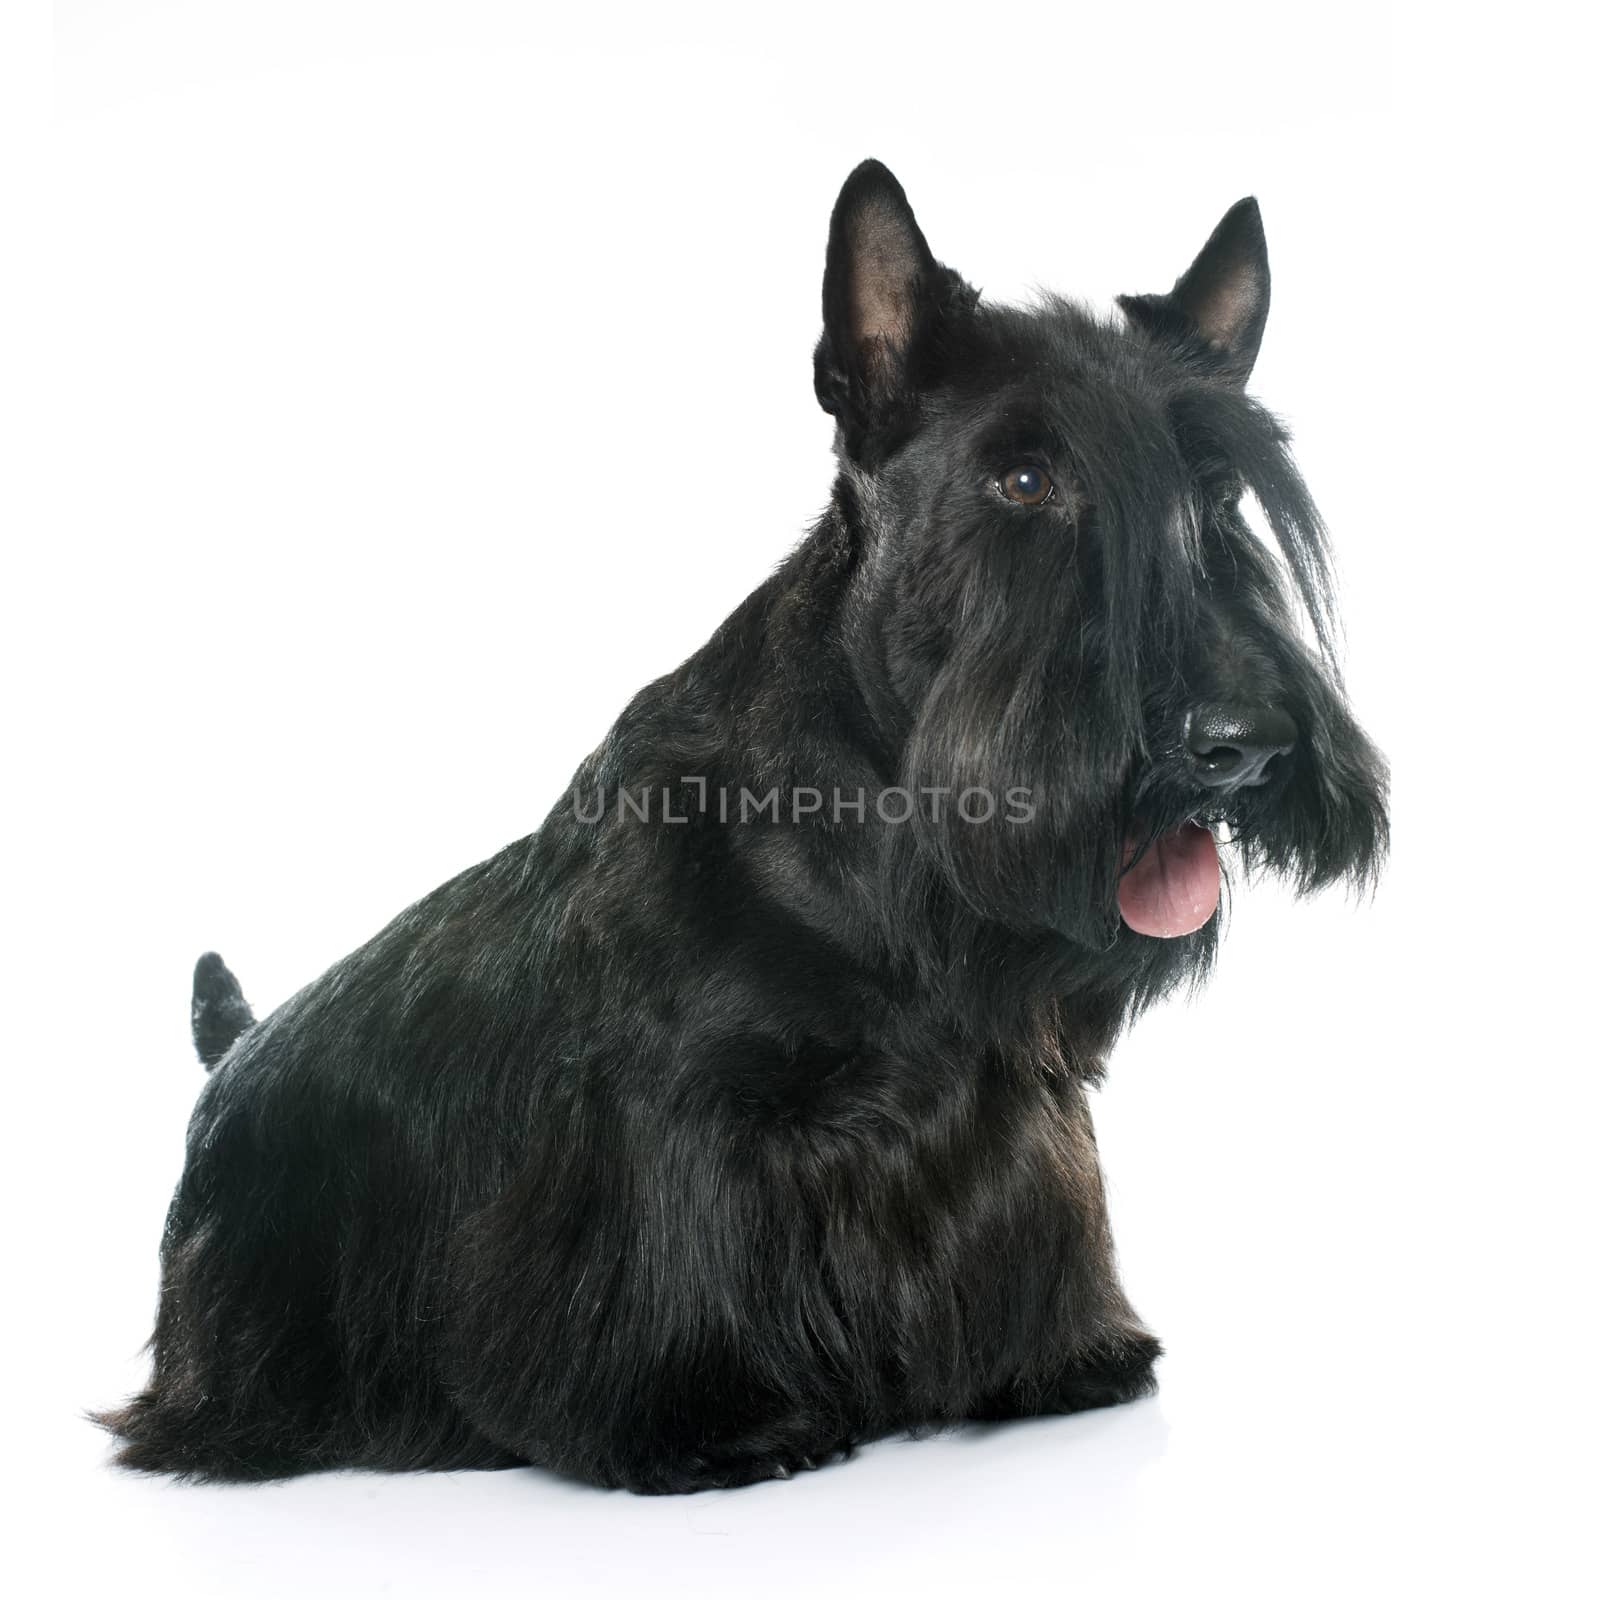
[886,635,1136,950]
[1231,721,1388,897]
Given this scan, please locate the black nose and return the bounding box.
[1184,703,1298,790]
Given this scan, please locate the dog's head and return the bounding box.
[814,161,1388,968]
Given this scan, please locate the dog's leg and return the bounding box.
[438,1117,872,1495]
[967,1072,1162,1424]
[97,1066,520,1481]
[98,1196,521,1481]
[93,1199,347,1481]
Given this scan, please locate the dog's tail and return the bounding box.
[191,952,255,1069]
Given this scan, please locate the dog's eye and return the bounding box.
[999,465,1054,506]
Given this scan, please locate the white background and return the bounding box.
[10,2,1597,1595]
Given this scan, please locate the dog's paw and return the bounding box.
[609,1436,854,1495]
[1055,1330,1163,1410]
[970,1330,1162,1422]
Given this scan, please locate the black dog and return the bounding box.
[97,161,1387,1493]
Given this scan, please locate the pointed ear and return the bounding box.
[1119,198,1270,383]
[814,160,965,457]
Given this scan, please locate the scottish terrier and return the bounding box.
[97,160,1387,1493]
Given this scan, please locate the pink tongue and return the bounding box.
[1118,823,1221,938]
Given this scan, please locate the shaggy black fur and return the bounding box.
[96,161,1387,1493]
